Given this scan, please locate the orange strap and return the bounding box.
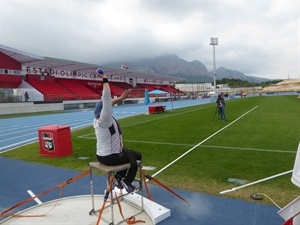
[142,170,191,206]
[95,176,114,225]
[0,170,90,218]
[96,176,145,225]
[142,171,153,201]
[114,190,145,224]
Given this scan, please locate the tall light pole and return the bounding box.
[210,37,218,94]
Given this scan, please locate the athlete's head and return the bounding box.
[94,100,103,119]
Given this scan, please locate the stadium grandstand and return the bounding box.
[0,45,185,114]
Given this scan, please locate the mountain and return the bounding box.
[104,55,269,83]
[104,55,212,82]
[247,76,270,83]
[208,67,270,83]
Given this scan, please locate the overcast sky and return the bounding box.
[1,0,299,79]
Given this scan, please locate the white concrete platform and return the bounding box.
[278,196,300,225]
[123,192,170,224]
[0,194,170,225]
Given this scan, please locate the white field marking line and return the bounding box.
[27,190,43,205]
[151,106,259,178]
[123,140,296,154]
[121,104,214,128]
[201,145,296,154]
[75,134,296,154]
[77,134,95,139]
[220,170,293,195]
[77,104,214,139]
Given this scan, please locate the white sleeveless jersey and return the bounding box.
[93,88,123,156]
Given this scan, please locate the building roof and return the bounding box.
[0,44,184,83]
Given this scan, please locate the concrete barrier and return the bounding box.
[0,102,63,115]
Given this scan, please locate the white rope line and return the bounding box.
[151,106,259,178]
[220,170,293,195]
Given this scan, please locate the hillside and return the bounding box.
[263,79,300,92]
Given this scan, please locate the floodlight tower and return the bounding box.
[210,37,218,94]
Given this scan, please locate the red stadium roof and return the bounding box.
[0,44,184,83]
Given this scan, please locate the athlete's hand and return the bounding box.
[120,89,131,100]
[96,72,108,79]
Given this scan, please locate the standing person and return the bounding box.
[93,71,142,193]
[216,93,226,121]
[221,93,227,121]
[24,91,29,102]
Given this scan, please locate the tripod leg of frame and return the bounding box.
[212,105,218,121]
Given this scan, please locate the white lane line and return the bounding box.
[27,190,43,205]
[0,138,37,153]
[151,106,259,178]
[0,132,38,142]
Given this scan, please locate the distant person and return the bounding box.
[93,72,142,193]
[216,93,226,121]
[24,91,29,102]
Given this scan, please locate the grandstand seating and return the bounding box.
[80,80,102,92]
[26,74,78,101]
[137,83,157,91]
[138,83,185,95]
[129,88,146,98]
[107,82,126,97]
[108,82,146,98]
[159,85,186,95]
[22,74,185,101]
[0,74,22,88]
[28,80,77,101]
[112,82,133,90]
[56,78,100,100]
[80,80,128,97]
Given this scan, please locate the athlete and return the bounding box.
[93,72,142,193]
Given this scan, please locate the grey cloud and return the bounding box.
[1,0,299,79]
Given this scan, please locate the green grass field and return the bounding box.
[2,95,300,207]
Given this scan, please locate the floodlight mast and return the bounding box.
[210,37,218,94]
